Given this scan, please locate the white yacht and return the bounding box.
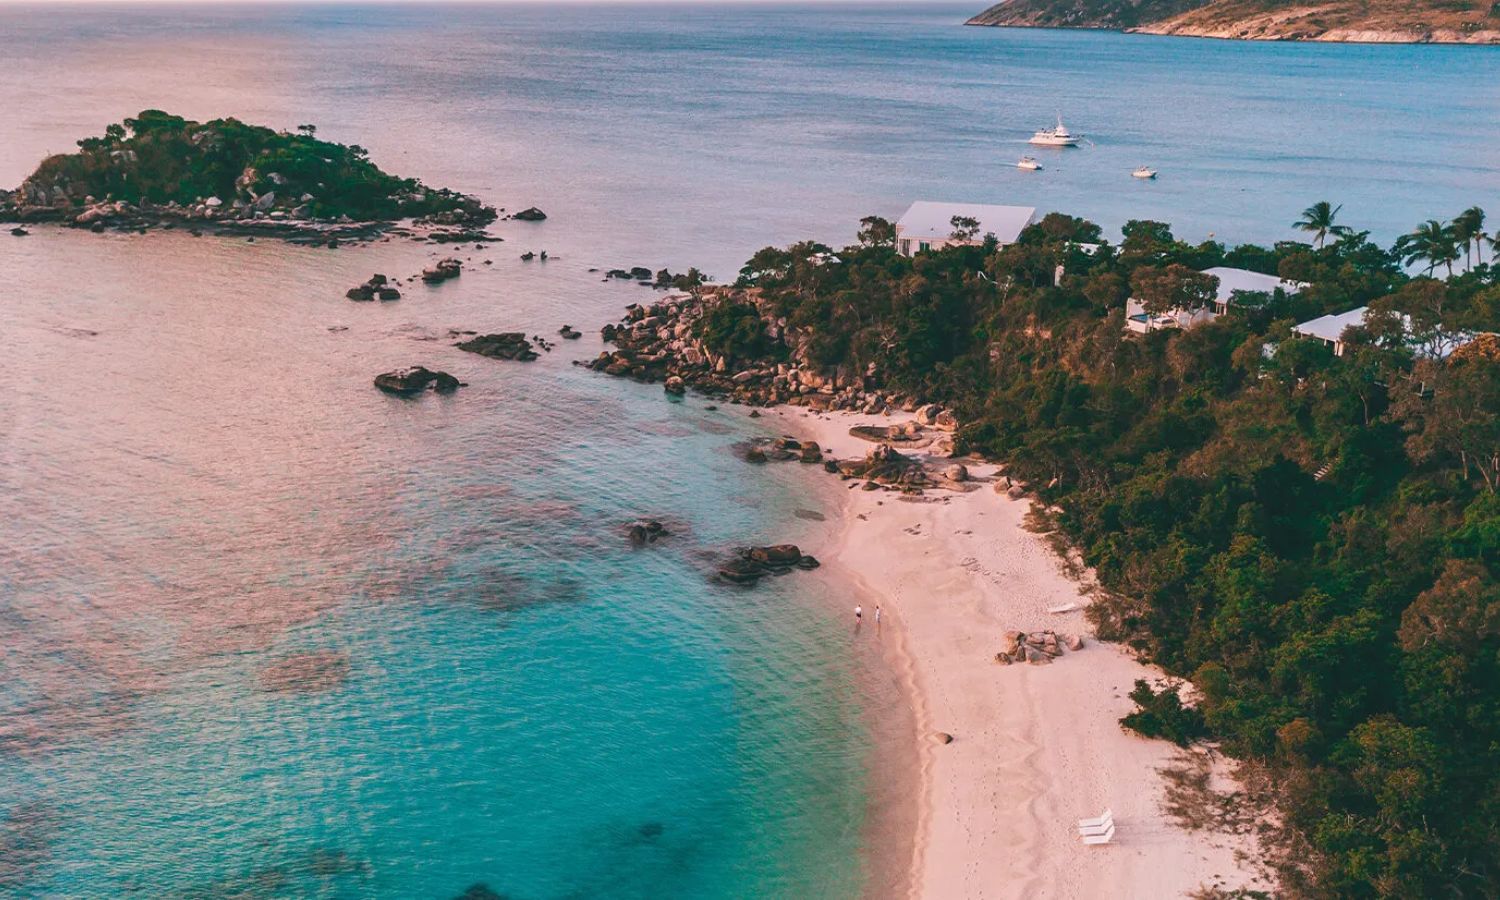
[1132,166,1157,179]
[1029,116,1080,147]
[1017,156,1042,171]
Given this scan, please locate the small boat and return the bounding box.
[1029,115,1080,147]
[1132,166,1157,179]
[1017,156,1042,171]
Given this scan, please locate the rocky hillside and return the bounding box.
[3,110,495,229]
[585,286,913,414]
[1139,0,1500,42]
[967,0,1208,30]
[967,0,1500,43]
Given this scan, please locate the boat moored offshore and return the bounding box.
[1029,116,1081,147]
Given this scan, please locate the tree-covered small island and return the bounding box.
[0,110,495,237]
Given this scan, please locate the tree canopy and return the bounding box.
[19,110,491,223]
[733,206,1500,895]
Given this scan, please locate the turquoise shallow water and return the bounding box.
[0,229,880,897]
[4,4,1500,897]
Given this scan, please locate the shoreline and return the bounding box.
[767,406,1276,899]
[961,20,1500,45]
[772,452,924,900]
[0,216,495,247]
[831,527,932,900]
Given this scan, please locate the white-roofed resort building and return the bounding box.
[1125,266,1307,335]
[1294,306,1477,360]
[894,201,1037,257]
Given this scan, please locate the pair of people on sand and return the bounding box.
[854,604,881,630]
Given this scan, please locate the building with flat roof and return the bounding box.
[1293,306,1476,359]
[1125,266,1305,335]
[894,201,1036,257]
[1200,267,1307,314]
[1293,307,1375,356]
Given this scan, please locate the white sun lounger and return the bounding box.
[1078,809,1112,829]
[1081,823,1116,845]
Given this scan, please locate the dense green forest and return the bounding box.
[11,110,491,223]
[729,206,1500,896]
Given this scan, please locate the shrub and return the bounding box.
[1121,680,1207,746]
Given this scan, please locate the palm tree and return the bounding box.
[1333,228,1371,254]
[1395,220,1460,277]
[1293,201,1349,249]
[1453,206,1486,270]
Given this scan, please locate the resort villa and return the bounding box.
[895,201,1036,257]
[1294,306,1478,359]
[1293,307,1380,356]
[1125,267,1306,334]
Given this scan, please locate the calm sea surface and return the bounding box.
[3,3,1499,897]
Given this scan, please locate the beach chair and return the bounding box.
[1077,809,1112,831]
[1081,823,1116,845]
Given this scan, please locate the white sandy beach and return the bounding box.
[765,407,1274,900]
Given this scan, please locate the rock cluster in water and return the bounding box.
[605,266,655,282]
[584,287,952,416]
[426,228,496,243]
[627,519,670,546]
[586,288,987,498]
[422,257,463,284]
[455,333,540,362]
[346,273,401,302]
[0,191,399,243]
[0,185,495,248]
[510,206,547,221]
[374,366,463,395]
[717,544,821,585]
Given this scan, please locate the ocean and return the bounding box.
[2,3,1498,897]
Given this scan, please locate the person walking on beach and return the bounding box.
[854,604,863,629]
[874,605,882,632]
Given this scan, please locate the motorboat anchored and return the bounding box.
[1029,115,1080,147]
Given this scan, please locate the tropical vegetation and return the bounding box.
[1294,201,1348,249]
[11,110,492,223]
[730,202,1500,896]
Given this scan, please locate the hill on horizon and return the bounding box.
[966,0,1500,43]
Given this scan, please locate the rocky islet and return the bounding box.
[373,366,464,396]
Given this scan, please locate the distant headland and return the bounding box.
[965,0,1500,44]
[0,110,496,242]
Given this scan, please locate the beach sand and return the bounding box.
[765,407,1274,900]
